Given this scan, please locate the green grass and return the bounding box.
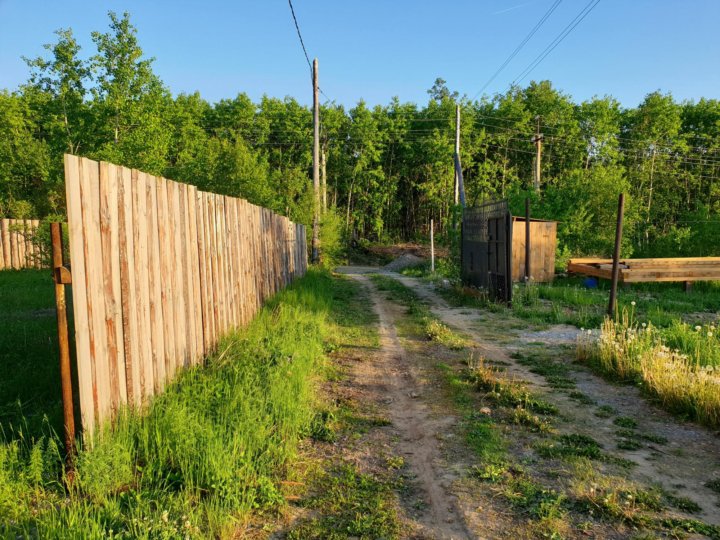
[370,274,468,350]
[287,464,402,540]
[0,269,65,438]
[578,311,720,428]
[0,269,374,538]
[531,276,720,330]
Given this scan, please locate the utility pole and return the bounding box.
[454,104,460,205]
[532,115,543,193]
[312,58,320,263]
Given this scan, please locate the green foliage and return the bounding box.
[0,269,354,536]
[318,209,347,269]
[4,12,720,259]
[287,464,401,540]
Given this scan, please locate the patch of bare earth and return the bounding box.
[392,273,720,531]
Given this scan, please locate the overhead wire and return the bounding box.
[511,0,602,86]
[473,0,563,99]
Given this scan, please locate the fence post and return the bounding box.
[51,222,76,464]
[430,219,435,273]
[608,193,625,316]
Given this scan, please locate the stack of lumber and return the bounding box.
[568,257,720,283]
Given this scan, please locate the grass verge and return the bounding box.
[0,268,362,538]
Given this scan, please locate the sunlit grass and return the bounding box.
[0,269,364,538]
[578,307,720,427]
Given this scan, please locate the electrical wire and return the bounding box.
[287,0,312,73]
[473,0,563,99]
[511,0,601,86]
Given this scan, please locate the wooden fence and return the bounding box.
[64,155,308,437]
[0,218,45,270]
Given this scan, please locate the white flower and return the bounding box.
[631,301,636,306]
[695,325,702,332]
[709,332,714,338]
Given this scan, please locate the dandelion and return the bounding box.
[709,332,714,338]
[641,322,647,328]
[695,325,702,332]
[631,301,636,306]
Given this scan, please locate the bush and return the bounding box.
[318,208,346,269]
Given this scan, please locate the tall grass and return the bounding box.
[578,308,720,427]
[0,269,342,538]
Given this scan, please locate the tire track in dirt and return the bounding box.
[392,273,720,527]
[351,273,473,540]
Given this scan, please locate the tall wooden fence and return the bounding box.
[64,155,308,437]
[0,218,45,270]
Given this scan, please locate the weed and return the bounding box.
[287,464,401,539]
[569,458,663,526]
[614,429,667,446]
[594,405,617,418]
[614,416,638,429]
[568,391,596,405]
[512,407,553,433]
[665,494,702,513]
[537,434,602,459]
[706,479,720,494]
[578,310,720,427]
[661,518,720,539]
[469,358,558,415]
[617,438,644,451]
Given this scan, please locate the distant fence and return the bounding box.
[64,155,307,437]
[0,218,46,270]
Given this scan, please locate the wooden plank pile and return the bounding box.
[568,257,720,283]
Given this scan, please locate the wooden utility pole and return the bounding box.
[608,193,625,316]
[532,115,543,193]
[312,58,320,263]
[51,222,76,465]
[454,105,460,205]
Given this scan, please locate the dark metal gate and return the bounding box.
[461,200,513,303]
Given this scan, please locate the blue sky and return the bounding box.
[1,0,719,108]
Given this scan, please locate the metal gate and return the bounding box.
[461,200,513,303]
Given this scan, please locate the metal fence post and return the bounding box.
[51,222,76,464]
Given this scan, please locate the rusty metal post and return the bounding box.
[608,194,625,316]
[51,222,75,461]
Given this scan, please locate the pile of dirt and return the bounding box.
[369,242,449,260]
[384,253,425,272]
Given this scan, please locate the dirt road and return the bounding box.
[334,267,720,539]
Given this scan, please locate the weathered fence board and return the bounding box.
[64,155,308,437]
[0,218,45,269]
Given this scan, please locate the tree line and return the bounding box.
[1,12,718,259]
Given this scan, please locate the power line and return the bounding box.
[473,0,563,99]
[511,0,601,86]
[287,0,312,73]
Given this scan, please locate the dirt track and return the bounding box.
[337,267,720,539]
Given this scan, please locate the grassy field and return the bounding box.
[0,268,388,538]
[0,269,65,439]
